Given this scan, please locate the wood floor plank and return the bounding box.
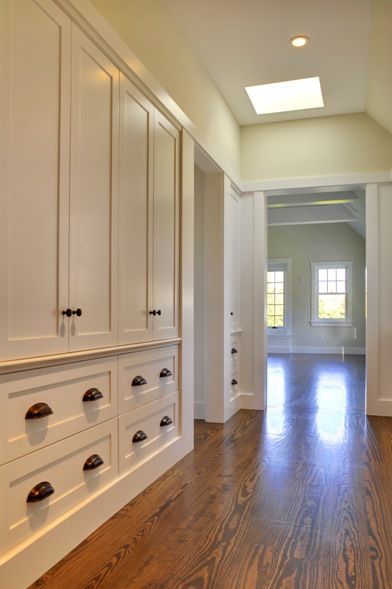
[30,354,392,589]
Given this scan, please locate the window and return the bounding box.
[267,259,291,333]
[311,262,352,326]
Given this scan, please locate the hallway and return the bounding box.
[32,355,392,589]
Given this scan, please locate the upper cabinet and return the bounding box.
[0,4,180,361]
[0,0,71,360]
[118,76,179,344]
[68,28,119,351]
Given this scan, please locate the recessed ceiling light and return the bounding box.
[290,35,309,48]
[245,76,324,115]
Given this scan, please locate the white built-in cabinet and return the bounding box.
[0,2,185,586]
[118,76,179,345]
[0,1,179,360]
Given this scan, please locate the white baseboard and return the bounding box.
[194,401,205,420]
[269,346,291,354]
[288,345,366,355]
[240,392,264,411]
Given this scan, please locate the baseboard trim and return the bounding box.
[288,345,366,355]
[194,401,205,420]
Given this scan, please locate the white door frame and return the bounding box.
[250,173,392,415]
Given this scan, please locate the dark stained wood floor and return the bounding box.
[31,354,392,589]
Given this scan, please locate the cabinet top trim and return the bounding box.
[0,339,182,376]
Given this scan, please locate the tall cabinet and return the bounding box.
[0,2,185,587]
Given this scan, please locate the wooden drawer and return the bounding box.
[0,419,118,555]
[0,358,118,465]
[119,392,179,475]
[119,346,178,414]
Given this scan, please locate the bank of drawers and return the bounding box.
[230,336,240,400]
[0,344,180,556]
[0,419,118,554]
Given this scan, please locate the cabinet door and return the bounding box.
[69,26,119,351]
[153,111,180,340]
[0,0,71,360]
[230,188,241,331]
[118,74,154,344]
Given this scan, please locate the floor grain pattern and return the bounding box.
[31,354,392,589]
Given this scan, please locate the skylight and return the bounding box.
[245,76,324,115]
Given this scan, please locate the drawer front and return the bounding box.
[119,392,179,475]
[0,358,118,465]
[119,346,178,414]
[0,419,118,555]
[230,335,240,375]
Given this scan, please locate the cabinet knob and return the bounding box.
[231,379,238,386]
[230,312,234,316]
[149,310,157,316]
[72,308,82,317]
[62,308,72,317]
[156,309,162,316]
[83,388,104,402]
[160,416,173,427]
[132,375,147,387]
[25,402,53,420]
[231,348,238,355]
[160,368,172,378]
[83,454,104,471]
[132,430,148,443]
[26,481,55,503]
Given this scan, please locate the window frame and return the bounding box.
[267,259,292,335]
[310,261,353,327]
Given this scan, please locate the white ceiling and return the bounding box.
[164,0,372,126]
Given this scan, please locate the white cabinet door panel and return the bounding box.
[153,111,180,340]
[69,27,119,350]
[0,0,71,359]
[118,74,153,344]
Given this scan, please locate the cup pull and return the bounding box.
[160,368,172,378]
[160,416,173,427]
[83,454,104,471]
[25,402,53,420]
[132,430,148,443]
[231,348,238,354]
[231,379,238,386]
[132,375,147,387]
[83,388,104,402]
[26,481,55,503]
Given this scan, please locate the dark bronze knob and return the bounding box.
[149,310,157,316]
[25,402,53,420]
[27,481,55,503]
[156,309,162,316]
[132,375,147,387]
[72,308,82,316]
[160,416,173,427]
[160,368,172,378]
[231,348,238,354]
[132,430,147,443]
[62,308,72,317]
[83,454,104,471]
[231,379,238,386]
[83,388,104,402]
[230,312,234,316]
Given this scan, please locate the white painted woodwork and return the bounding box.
[0,358,118,464]
[366,182,392,416]
[229,188,241,331]
[118,391,179,475]
[0,419,118,556]
[0,0,71,359]
[69,26,119,350]
[118,74,154,344]
[118,346,178,414]
[153,110,180,340]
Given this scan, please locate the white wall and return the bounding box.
[367,0,392,134]
[90,0,240,177]
[241,113,392,182]
[268,223,366,353]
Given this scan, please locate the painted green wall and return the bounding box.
[241,113,392,181]
[268,223,366,350]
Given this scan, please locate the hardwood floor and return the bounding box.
[31,354,392,589]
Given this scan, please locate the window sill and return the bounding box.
[310,320,353,327]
